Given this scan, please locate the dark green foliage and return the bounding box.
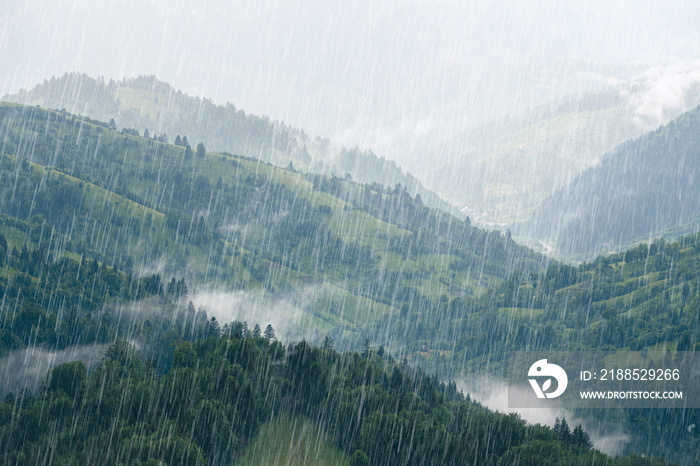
[0,100,690,464]
[206,316,220,337]
[571,424,593,453]
[0,103,547,368]
[263,324,275,341]
[0,239,168,357]
[0,306,670,465]
[351,450,370,466]
[44,361,86,399]
[322,334,334,350]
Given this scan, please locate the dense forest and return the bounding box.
[0,327,667,464]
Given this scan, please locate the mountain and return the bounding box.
[0,103,626,463]
[520,105,700,258]
[3,73,455,215]
[414,89,637,224]
[409,72,700,227]
[0,101,545,355]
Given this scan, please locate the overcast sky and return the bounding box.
[3,0,700,163]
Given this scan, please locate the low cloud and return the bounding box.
[456,375,630,456]
[0,344,110,397]
[190,287,326,343]
[622,60,700,131]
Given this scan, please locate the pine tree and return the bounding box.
[175,135,182,146]
[264,324,276,341]
[177,278,188,298]
[252,324,262,338]
[361,338,371,358]
[206,316,220,337]
[572,425,593,452]
[557,417,572,444]
[197,142,206,158]
[322,334,334,350]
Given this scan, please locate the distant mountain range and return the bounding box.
[414,73,700,228]
[519,104,700,258]
[3,73,455,215]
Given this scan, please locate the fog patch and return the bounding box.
[134,257,167,278]
[0,344,110,397]
[217,222,250,235]
[622,60,700,130]
[102,296,171,326]
[100,286,332,344]
[190,287,320,343]
[456,375,629,456]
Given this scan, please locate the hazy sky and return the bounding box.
[3,0,700,162]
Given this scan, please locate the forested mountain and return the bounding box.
[520,105,700,258]
[0,101,546,354]
[0,102,698,463]
[478,234,700,463]
[3,73,453,214]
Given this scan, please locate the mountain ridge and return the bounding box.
[3,73,456,216]
[519,104,700,258]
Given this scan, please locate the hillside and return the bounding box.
[0,102,545,356]
[3,73,454,214]
[519,105,700,257]
[0,333,652,465]
[478,234,700,463]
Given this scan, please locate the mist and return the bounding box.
[457,376,631,457]
[0,344,110,397]
[3,1,699,165]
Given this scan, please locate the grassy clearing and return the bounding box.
[237,416,350,466]
[0,225,30,250]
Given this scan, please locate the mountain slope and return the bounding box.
[0,335,642,465]
[417,90,638,224]
[0,102,545,354]
[3,73,454,214]
[519,105,700,257]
